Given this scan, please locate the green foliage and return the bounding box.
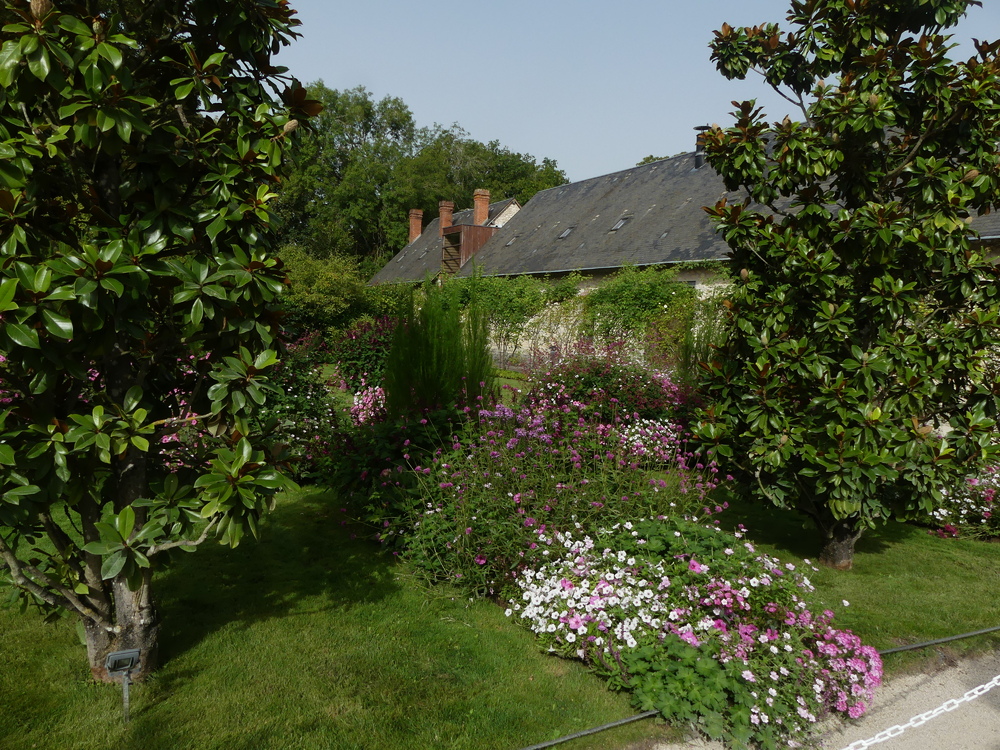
[696,0,1000,567]
[382,280,495,420]
[635,154,669,166]
[327,315,397,391]
[581,266,697,358]
[674,287,731,390]
[278,245,371,331]
[273,83,568,261]
[0,0,309,674]
[544,271,583,304]
[456,274,546,369]
[272,84,417,259]
[255,332,341,481]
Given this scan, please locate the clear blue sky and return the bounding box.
[274,0,1000,183]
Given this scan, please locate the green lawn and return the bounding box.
[716,496,1000,671]
[4,489,1000,750]
[0,489,678,750]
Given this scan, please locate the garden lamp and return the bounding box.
[105,649,141,723]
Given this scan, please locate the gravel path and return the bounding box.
[650,651,1000,750]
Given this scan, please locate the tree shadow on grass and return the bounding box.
[153,487,399,668]
[716,495,897,560]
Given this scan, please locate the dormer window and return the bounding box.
[610,217,631,232]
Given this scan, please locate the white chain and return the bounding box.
[838,672,1000,750]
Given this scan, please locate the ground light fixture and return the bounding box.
[104,649,141,723]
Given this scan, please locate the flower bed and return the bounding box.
[331,352,882,748]
[397,394,716,598]
[509,518,882,748]
[930,465,1000,539]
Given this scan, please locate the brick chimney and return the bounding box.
[408,209,423,243]
[473,189,490,226]
[439,200,454,236]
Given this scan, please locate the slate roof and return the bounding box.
[368,198,518,285]
[972,208,1000,240]
[369,151,1000,285]
[455,152,736,277]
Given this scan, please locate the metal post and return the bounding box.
[121,671,131,723]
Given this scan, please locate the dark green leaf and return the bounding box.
[101,552,127,580]
[6,322,39,349]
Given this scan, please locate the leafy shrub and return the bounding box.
[509,518,882,748]
[318,403,467,530]
[255,332,342,480]
[544,272,583,304]
[279,246,371,332]
[455,274,546,369]
[582,266,697,347]
[328,314,397,391]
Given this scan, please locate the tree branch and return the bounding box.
[0,534,111,628]
[884,106,964,186]
[148,517,218,556]
[749,67,814,126]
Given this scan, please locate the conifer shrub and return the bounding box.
[382,280,495,420]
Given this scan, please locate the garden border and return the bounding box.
[515,625,1000,750]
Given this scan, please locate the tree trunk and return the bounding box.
[84,575,159,683]
[818,517,864,570]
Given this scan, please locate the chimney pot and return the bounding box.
[473,189,490,226]
[694,125,710,169]
[408,209,423,243]
[439,200,454,236]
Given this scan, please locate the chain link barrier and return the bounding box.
[838,672,1000,750]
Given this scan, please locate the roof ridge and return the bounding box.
[531,151,697,195]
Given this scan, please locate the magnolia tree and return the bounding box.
[696,0,1000,568]
[0,0,320,679]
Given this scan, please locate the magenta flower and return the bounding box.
[679,630,701,647]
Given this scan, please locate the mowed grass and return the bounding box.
[716,496,1000,671]
[0,488,679,750]
[5,489,1000,750]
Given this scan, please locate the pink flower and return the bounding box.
[474,554,487,565]
[688,558,707,574]
[679,630,701,647]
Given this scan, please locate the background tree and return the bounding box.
[0,0,315,679]
[696,0,1000,568]
[273,83,415,260]
[273,84,568,262]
